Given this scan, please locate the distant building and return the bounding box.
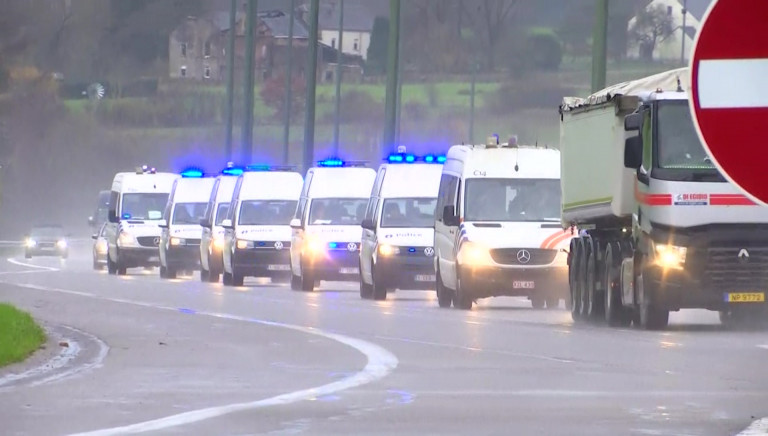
[169,16,226,80]
[626,0,712,62]
[301,0,377,61]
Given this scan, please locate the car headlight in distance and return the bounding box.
[457,241,494,266]
[654,243,687,270]
[118,232,137,247]
[170,237,185,246]
[378,244,400,256]
[25,238,37,248]
[56,240,67,249]
[236,239,253,250]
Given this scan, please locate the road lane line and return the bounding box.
[738,418,768,435]
[29,326,109,388]
[6,257,61,271]
[0,281,399,435]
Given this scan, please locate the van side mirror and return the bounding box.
[624,112,643,132]
[221,219,233,229]
[443,205,459,226]
[108,210,118,223]
[157,219,168,228]
[91,233,98,240]
[200,218,211,228]
[624,136,643,169]
[289,218,302,229]
[361,218,375,230]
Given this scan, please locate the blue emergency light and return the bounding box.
[181,168,204,178]
[318,158,345,167]
[222,166,244,176]
[386,153,446,164]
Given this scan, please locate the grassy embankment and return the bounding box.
[0,303,46,367]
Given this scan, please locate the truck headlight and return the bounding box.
[118,232,138,247]
[457,241,494,266]
[236,239,254,250]
[378,244,400,256]
[654,243,686,269]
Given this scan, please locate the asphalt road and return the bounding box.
[2,244,768,436]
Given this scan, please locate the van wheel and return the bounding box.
[231,271,244,287]
[530,296,545,309]
[208,271,220,283]
[359,262,373,299]
[107,255,117,275]
[291,272,302,291]
[300,263,315,292]
[453,272,473,310]
[223,271,233,286]
[371,266,388,301]
[116,260,127,276]
[159,266,168,279]
[200,268,209,282]
[165,267,177,279]
[25,252,32,259]
[436,267,454,308]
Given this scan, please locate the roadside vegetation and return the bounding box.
[0,303,47,367]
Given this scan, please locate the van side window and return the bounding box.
[204,180,221,225]
[371,168,386,198]
[109,191,120,217]
[295,198,308,222]
[372,198,382,222]
[364,196,377,222]
[300,173,313,198]
[436,174,458,221]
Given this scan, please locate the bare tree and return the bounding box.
[629,4,674,61]
[473,0,523,71]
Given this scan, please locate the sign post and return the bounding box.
[690,0,768,204]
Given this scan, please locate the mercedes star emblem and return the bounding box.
[153,237,161,245]
[274,241,284,250]
[347,242,358,252]
[424,247,435,257]
[516,249,531,264]
[738,248,750,264]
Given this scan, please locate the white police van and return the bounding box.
[289,159,376,292]
[434,136,572,310]
[221,165,303,287]
[106,166,180,275]
[158,168,215,279]
[359,148,444,300]
[199,165,241,283]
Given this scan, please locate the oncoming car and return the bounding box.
[25,225,69,259]
[92,223,109,269]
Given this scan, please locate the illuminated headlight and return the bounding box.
[457,241,494,266]
[25,238,37,248]
[303,235,326,256]
[213,235,225,250]
[378,244,400,256]
[170,237,185,246]
[236,239,254,250]
[654,243,687,270]
[117,232,138,247]
[96,240,108,254]
[56,240,67,249]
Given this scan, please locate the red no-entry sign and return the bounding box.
[690,0,768,204]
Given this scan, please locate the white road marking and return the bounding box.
[0,280,399,436]
[6,257,61,271]
[29,326,109,388]
[757,345,768,350]
[697,59,768,109]
[738,418,768,435]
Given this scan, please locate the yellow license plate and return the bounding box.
[725,292,765,303]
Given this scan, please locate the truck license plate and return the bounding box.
[725,292,765,303]
[267,265,291,271]
[513,281,535,289]
[339,267,359,274]
[415,274,436,282]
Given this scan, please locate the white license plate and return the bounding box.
[339,267,359,274]
[267,264,291,271]
[415,274,436,282]
[513,281,535,289]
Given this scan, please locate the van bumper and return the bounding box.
[375,256,435,290]
[118,247,160,268]
[458,264,569,299]
[166,246,201,270]
[234,248,292,278]
[303,250,360,281]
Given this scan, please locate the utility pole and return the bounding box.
[224,0,237,162]
[332,0,345,156]
[302,0,321,173]
[241,0,258,164]
[680,0,688,66]
[591,0,609,93]
[382,0,401,154]
[282,0,296,165]
[394,2,403,147]
[469,60,478,144]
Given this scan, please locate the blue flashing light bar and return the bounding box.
[318,158,345,167]
[222,166,244,176]
[244,164,298,172]
[181,168,204,178]
[386,153,446,164]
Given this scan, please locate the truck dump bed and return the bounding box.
[558,68,690,227]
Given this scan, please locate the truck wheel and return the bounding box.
[604,242,632,327]
[436,266,454,308]
[531,296,545,309]
[454,272,473,310]
[570,239,586,322]
[359,262,373,299]
[637,271,669,330]
[585,246,605,322]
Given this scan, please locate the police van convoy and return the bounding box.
[105,166,180,275]
[434,136,571,310]
[289,159,376,292]
[158,169,216,279]
[96,148,567,310]
[221,166,303,287]
[199,165,241,283]
[359,148,444,300]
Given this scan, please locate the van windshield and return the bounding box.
[464,178,561,222]
[239,200,297,226]
[215,203,230,226]
[121,193,168,220]
[172,202,207,225]
[309,198,367,226]
[380,198,437,228]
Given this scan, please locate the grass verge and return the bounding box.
[0,303,46,367]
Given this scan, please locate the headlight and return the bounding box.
[378,244,400,256]
[654,243,687,269]
[96,240,108,254]
[25,238,37,248]
[236,239,254,250]
[457,241,494,266]
[117,232,138,247]
[170,237,184,246]
[56,240,67,249]
[303,235,325,256]
[213,235,225,250]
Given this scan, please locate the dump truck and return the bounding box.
[559,68,768,330]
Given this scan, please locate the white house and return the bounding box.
[627,0,712,62]
[316,1,376,61]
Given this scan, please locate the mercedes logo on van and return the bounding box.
[738,248,750,264]
[516,249,531,264]
[274,241,284,250]
[424,247,435,257]
[347,242,358,252]
[153,237,161,246]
